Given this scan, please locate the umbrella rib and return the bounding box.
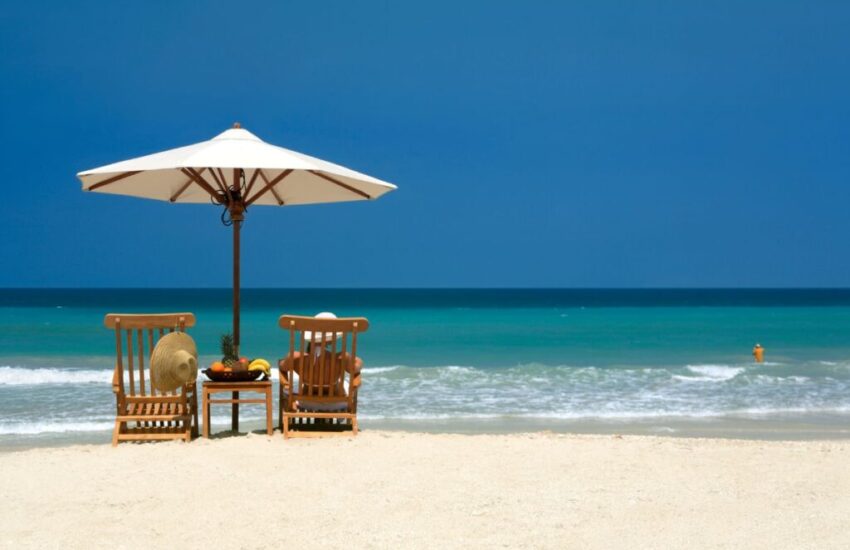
[258,169,286,206]
[244,168,261,198]
[308,170,371,200]
[86,171,142,191]
[180,168,221,200]
[216,167,234,203]
[170,167,207,202]
[208,168,228,194]
[246,169,292,206]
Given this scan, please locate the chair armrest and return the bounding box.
[341,355,364,375]
[278,366,291,389]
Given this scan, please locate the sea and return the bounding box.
[2,288,850,448]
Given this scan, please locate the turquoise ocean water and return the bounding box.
[2,289,850,447]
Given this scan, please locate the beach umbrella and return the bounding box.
[77,123,397,353]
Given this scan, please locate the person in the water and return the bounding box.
[752,343,765,363]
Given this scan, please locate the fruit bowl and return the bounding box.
[203,368,265,382]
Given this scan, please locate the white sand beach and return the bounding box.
[1,432,848,549]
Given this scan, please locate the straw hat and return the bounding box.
[304,311,341,344]
[151,332,198,392]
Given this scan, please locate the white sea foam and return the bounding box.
[362,366,400,374]
[0,421,113,435]
[442,365,476,372]
[0,366,110,386]
[0,414,274,436]
[2,360,850,437]
[9,404,850,436]
[678,364,744,382]
[363,406,850,422]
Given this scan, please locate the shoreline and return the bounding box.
[4,413,850,453]
[1,431,848,549]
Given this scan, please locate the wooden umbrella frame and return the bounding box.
[174,163,295,354]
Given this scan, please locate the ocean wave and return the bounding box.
[361,366,400,374]
[0,420,113,435]
[3,361,850,438]
[681,364,744,381]
[0,413,274,436]
[355,362,850,423]
[672,365,744,382]
[7,405,850,437]
[0,367,110,386]
[442,365,477,373]
[362,406,850,422]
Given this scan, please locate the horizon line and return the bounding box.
[2,287,850,291]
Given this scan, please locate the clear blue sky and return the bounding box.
[1,1,848,288]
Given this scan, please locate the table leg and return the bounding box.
[202,389,209,439]
[266,388,273,436]
[232,391,239,432]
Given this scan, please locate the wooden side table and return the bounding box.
[202,380,273,438]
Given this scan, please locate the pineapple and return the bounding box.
[220,333,244,371]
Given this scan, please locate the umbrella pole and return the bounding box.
[233,217,240,355]
[230,202,245,356]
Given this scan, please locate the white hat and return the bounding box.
[303,312,341,344]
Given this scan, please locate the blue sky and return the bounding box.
[1,1,849,287]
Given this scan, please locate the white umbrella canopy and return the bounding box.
[77,124,397,353]
[78,124,396,205]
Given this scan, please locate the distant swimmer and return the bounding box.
[752,343,765,363]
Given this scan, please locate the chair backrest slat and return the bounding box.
[330,331,338,398]
[114,322,124,395]
[147,329,156,396]
[317,332,326,397]
[105,313,197,398]
[350,323,359,407]
[288,324,297,404]
[298,328,306,397]
[341,331,348,402]
[126,330,135,395]
[136,329,146,396]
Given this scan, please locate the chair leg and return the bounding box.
[112,420,122,446]
[191,391,199,439]
[265,389,273,436]
[283,415,289,439]
[352,416,358,436]
[278,391,283,431]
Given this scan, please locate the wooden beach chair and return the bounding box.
[278,315,369,438]
[105,313,199,446]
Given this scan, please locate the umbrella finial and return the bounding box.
[233,122,241,129]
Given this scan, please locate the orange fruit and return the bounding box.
[224,367,233,373]
[210,361,225,373]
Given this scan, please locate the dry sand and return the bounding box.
[0,431,848,549]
